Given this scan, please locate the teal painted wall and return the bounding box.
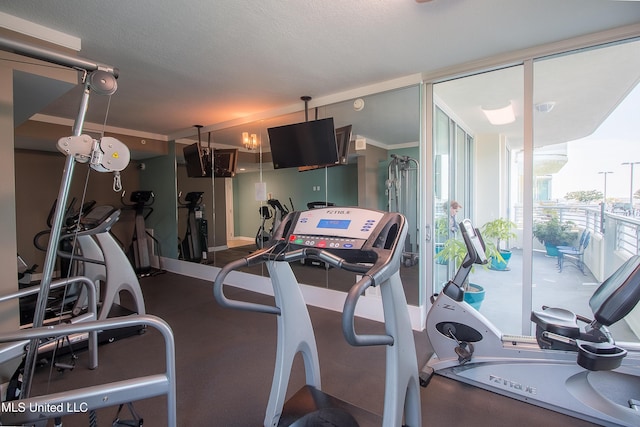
[140,141,178,259]
[234,164,358,238]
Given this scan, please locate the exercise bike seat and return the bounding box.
[589,255,640,327]
[531,307,580,341]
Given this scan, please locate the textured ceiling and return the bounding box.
[2,0,640,144]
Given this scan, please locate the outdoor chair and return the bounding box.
[558,230,591,274]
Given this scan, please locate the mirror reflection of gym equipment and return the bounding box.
[215,207,421,426]
[0,36,176,427]
[386,154,419,267]
[255,198,293,249]
[178,191,208,263]
[121,190,164,277]
[421,219,640,426]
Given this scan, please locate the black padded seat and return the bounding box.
[590,255,640,326]
[531,307,580,338]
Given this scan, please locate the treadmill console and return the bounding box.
[286,207,386,250]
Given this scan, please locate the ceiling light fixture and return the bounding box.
[481,102,516,125]
[242,132,258,150]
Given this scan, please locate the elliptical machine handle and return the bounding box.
[213,251,281,316]
[342,272,394,347]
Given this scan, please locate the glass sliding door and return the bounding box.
[431,103,475,297]
[432,65,524,334]
[532,38,640,342]
[427,34,640,339]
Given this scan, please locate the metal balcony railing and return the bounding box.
[515,203,640,261]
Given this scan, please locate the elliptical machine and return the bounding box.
[178,191,208,262]
[28,197,97,324]
[121,190,161,277]
[422,219,640,427]
[254,198,292,249]
[215,207,421,426]
[255,205,273,249]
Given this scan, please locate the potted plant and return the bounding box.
[434,237,486,310]
[434,216,450,264]
[533,216,578,257]
[480,218,517,271]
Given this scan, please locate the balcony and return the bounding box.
[477,204,640,340]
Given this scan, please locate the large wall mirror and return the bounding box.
[175,84,422,305]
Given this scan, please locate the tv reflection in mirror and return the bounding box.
[183,143,208,177]
[267,117,340,170]
[297,124,352,172]
[184,143,238,178]
[213,149,238,178]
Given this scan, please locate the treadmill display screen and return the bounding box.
[317,219,351,230]
[289,207,386,249]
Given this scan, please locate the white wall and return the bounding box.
[475,133,512,234]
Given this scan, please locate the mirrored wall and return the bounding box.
[174,85,423,305]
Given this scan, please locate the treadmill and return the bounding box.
[214,206,421,426]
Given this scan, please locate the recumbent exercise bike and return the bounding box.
[422,218,640,427]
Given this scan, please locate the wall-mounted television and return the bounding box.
[183,142,209,178]
[267,117,339,170]
[184,143,238,178]
[297,124,352,172]
[335,124,352,165]
[212,148,238,178]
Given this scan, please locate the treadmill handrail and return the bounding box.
[343,274,395,347]
[213,244,395,346]
[0,315,176,427]
[213,249,281,315]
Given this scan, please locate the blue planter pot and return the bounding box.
[463,283,485,310]
[545,244,560,257]
[490,250,512,270]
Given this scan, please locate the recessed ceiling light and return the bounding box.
[481,102,516,125]
[535,101,556,113]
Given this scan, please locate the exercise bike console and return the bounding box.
[442,219,488,302]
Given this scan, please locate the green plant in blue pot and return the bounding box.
[533,215,578,257]
[480,218,517,271]
[435,237,486,310]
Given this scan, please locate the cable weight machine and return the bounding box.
[386,154,419,267]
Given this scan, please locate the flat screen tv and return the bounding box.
[267,117,339,170]
[213,148,238,178]
[184,144,238,178]
[183,142,209,178]
[335,124,352,165]
[297,124,352,172]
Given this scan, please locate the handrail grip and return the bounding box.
[342,273,394,347]
[0,314,176,427]
[0,276,99,368]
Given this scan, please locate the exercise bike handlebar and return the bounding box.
[213,244,394,346]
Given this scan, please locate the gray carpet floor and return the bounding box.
[27,271,598,426]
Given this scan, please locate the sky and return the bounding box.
[551,82,640,201]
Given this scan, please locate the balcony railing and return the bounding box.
[515,203,640,259]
